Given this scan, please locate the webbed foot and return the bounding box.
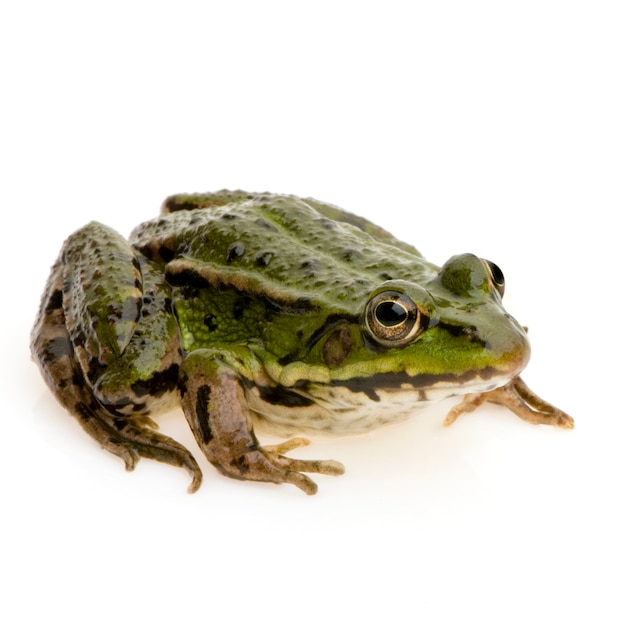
[218,437,344,495]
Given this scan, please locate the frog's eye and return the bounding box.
[365,291,423,348]
[483,260,505,297]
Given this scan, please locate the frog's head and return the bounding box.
[289,253,530,399]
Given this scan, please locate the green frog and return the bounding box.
[31,191,573,494]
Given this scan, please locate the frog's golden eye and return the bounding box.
[365,291,423,347]
[483,260,505,297]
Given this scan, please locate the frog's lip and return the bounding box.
[323,360,527,399]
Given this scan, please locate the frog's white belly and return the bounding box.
[247,375,507,435]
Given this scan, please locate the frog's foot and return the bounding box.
[41,369,203,492]
[215,438,344,495]
[444,376,574,429]
[78,405,204,493]
[179,350,344,495]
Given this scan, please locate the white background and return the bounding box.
[2,1,625,624]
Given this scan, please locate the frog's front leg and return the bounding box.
[444,376,574,429]
[178,349,345,494]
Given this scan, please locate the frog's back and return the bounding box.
[131,191,437,313]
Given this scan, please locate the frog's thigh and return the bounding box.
[179,349,344,495]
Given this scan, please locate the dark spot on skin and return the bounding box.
[113,417,127,431]
[42,336,73,362]
[255,251,273,267]
[44,289,63,315]
[71,372,84,388]
[74,401,94,421]
[166,268,210,289]
[69,327,86,349]
[158,245,174,263]
[299,259,319,278]
[221,213,237,221]
[233,296,250,321]
[226,242,245,263]
[203,314,218,331]
[195,385,213,443]
[132,256,141,271]
[437,322,485,346]
[165,198,227,213]
[101,400,132,418]
[254,384,316,408]
[58,376,73,390]
[130,363,179,398]
[342,249,362,263]
[180,285,200,300]
[322,325,353,367]
[319,218,337,230]
[378,272,394,281]
[164,200,191,212]
[255,218,279,232]
[134,278,142,291]
[87,356,105,383]
[107,296,140,326]
[178,370,189,396]
[231,455,250,475]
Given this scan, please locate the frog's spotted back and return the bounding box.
[132,192,435,314]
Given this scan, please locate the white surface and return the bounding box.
[2,1,624,624]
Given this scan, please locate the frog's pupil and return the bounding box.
[376,301,407,327]
[486,260,504,286]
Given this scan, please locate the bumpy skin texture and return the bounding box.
[31,191,572,494]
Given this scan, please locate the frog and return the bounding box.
[31,190,573,495]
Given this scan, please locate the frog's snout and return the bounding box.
[487,322,531,378]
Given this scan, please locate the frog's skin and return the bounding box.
[31,191,573,494]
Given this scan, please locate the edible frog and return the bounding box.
[31,191,573,494]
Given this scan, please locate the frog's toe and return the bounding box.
[272,453,346,478]
[217,445,344,495]
[261,446,345,495]
[264,437,311,455]
[284,471,319,496]
[555,413,575,430]
[121,419,204,492]
[484,377,575,430]
[75,403,203,491]
[115,442,141,472]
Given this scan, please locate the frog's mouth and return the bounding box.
[321,367,514,403]
[247,366,520,436]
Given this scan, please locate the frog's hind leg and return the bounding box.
[31,262,203,492]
